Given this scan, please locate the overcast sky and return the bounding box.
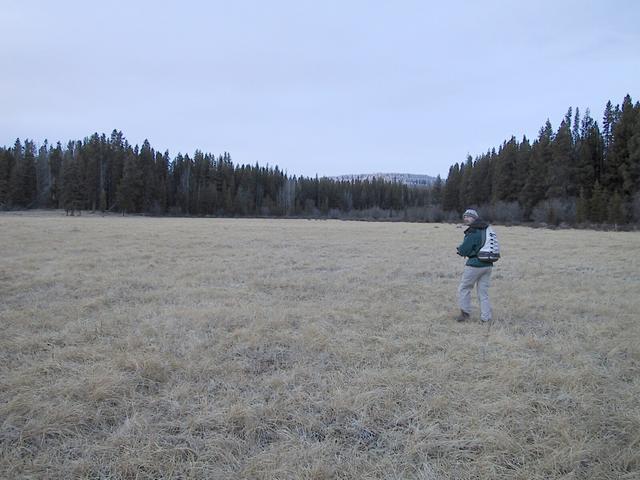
[2,1,638,178]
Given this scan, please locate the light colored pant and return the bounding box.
[458,266,492,321]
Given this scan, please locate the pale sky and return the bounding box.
[2,1,638,178]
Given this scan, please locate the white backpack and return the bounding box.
[477,225,500,262]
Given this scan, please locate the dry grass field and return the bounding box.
[1,211,639,479]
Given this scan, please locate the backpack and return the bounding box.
[477,225,500,262]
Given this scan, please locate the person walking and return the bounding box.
[456,209,493,323]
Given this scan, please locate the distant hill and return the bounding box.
[330,173,437,187]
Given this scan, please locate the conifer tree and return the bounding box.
[547,111,574,198]
[492,137,518,202]
[572,107,581,144]
[575,110,602,193]
[469,155,491,205]
[609,95,640,201]
[82,133,102,211]
[60,146,82,214]
[116,150,143,214]
[627,103,640,202]
[49,142,63,208]
[606,95,638,199]
[431,175,443,205]
[36,140,52,207]
[513,136,531,198]
[10,139,38,207]
[521,121,553,217]
[155,151,170,214]
[7,139,23,206]
[602,100,615,156]
[138,139,157,213]
[0,148,12,207]
[106,130,127,210]
[442,163,461,212]
[458,156,473,208]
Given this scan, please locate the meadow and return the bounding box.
[1,212,639,479]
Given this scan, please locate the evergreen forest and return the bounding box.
[1,95,639,225]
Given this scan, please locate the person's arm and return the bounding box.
[457,231,479,257]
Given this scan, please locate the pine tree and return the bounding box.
[35,140,52,207]
[83,133,102,211]
[13,139,37,207]
[468,155,486,206]
[7,139,23,206]
[476,152,493,205]
[575,109,602,194]
[155,151,170,214]
[603,95,636,196]
[431,175,443,205]
[139,139,156,213]
[49,142,63,208]
[547,111,574,198]
[107,130,127,210]
[0,148,12,207]
[492,137,518,202]
[572,107,581,144]
[619,97,639,199]
[627,102,640,202]
[521,121,553,218]
[513,136,531,201]
[458,155,473,208]
[117,150,143,214]
[602,100,615,156]
[60,147,82,215]
[442,163,461,213]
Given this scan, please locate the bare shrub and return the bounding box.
[632,192,640,224]
[346,207,390,220]
[328,208,343,219]
[443,209,461,222]
[404,206,445,222]
[479,201,524,223]
[259,205,271,216]
[531,197,577,225]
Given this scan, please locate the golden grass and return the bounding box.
[1,211,639,479]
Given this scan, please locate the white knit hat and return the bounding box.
[463,209,479,219]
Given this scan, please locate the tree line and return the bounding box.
[0,130,438,218]
[1,95,638,224]
[442,94,640,224]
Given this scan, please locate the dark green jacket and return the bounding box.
[457,220,493,268]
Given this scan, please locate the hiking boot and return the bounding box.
[456,310,470,322]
